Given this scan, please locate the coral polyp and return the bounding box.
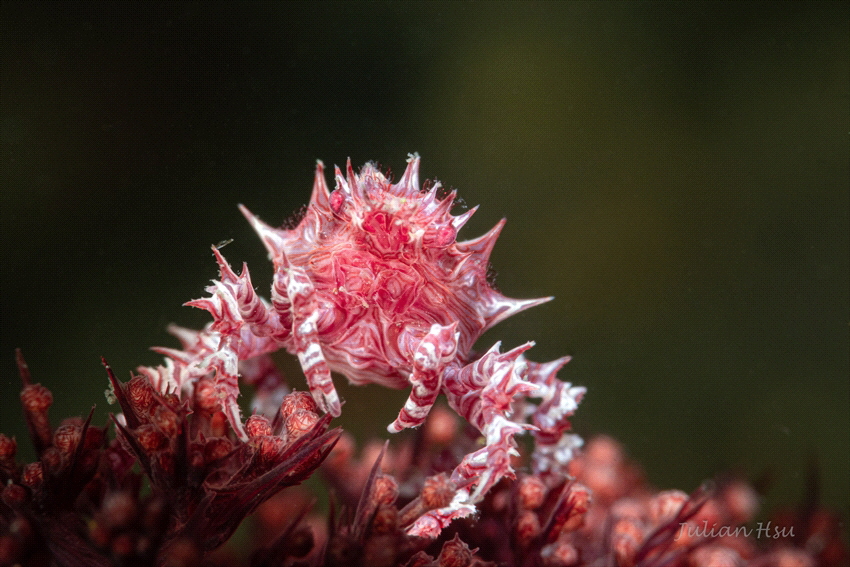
[138,154,585,535]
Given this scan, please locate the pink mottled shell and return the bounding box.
[240,154,547,390]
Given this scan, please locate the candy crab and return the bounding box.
[137,154,585,536]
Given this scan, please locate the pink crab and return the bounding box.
[137,154,584,536]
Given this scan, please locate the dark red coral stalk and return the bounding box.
[104,358,340,557]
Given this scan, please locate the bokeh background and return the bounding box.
[2,1,847,532]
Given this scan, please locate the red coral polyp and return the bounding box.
[139,154,585,537]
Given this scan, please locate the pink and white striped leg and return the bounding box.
[285,265,341,416]
[388,323,459,433]
[202,335,247,439]
[405,488,476,538]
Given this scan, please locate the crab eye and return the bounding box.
[330,191,345,213]
[433,225,456,248]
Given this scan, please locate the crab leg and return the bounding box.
[284,265,341,416]
[388,323,459,433]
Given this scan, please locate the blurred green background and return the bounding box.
[2,1,847,528]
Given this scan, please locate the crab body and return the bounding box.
[138,155,585,537]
